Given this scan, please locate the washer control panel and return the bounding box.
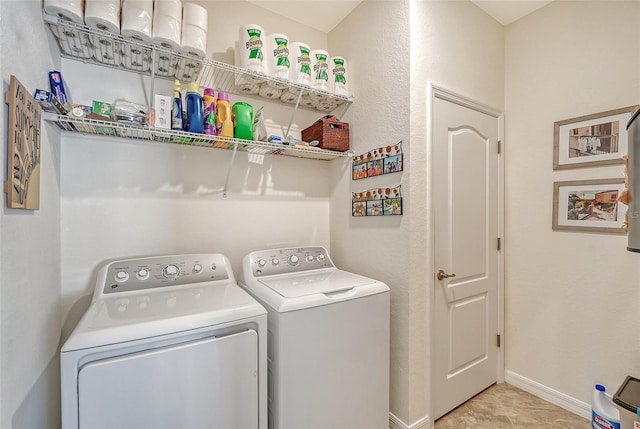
[101,254,230,295]
[249,246,334,277]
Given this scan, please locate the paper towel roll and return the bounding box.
[258,84,282,100]
[300,95,318,109]
[175,58,202,81]
[122,44,151,71]
[152,0,182,49]
[84,0,121,33]
[310,49,330,92]
[280,89,300,104]
[329,56,350,97]
[181,2,207,57]
[234,40,266,84]
[237,24,266,74]
[90,35,123,65]
[265,33,290,82]
[44,0,84,24]
[121,0,153,42]
[288,42,312,86]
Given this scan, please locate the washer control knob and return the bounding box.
[271,258,280,266]
[115,271,129,283]
[136,269,150,280]
[289,255,299,266]
[305,255,314,263]
[257,259,267,268]
[163,264,180,279]
[211,264,217,271]
[317,254,326,262]
[193,264,203,274]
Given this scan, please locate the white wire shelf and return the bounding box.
[44,113,352,161]
[42,12,353,113]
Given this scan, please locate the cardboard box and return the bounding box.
[301,115,350,152]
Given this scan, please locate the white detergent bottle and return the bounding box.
[593,384,621,429]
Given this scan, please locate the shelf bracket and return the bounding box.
[284,88,305,139]
[222,141,240,198]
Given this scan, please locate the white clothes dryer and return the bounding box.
[239,246,390,429]
[61,254,267,429]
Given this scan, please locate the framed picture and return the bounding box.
[553,105,638,170]
[352,141,403,180]
[552,178,627,233]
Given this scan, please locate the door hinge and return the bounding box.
[497,334,501,348]
[497,140,501,154]
[497,237,501,251]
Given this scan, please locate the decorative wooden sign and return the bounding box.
[4,75,41,209]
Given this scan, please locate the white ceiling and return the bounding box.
[246,0,553,33]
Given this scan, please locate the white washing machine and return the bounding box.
[61,254,267,429]
[239,246,390,429]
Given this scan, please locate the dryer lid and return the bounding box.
[62,282,266,351]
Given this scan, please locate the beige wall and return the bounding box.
[505,0,640,405]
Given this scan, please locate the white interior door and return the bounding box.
[431,88,502,421]
[78,330,259,429]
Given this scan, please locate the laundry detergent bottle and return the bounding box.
[171,79,183,130]
[216,91,233,138]
[185,82,204,133]
[593,384,621,429]
[203,88,216,135]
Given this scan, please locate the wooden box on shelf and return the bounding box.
[301,115,350,152]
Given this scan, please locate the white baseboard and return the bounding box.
[389,412,431,429]
[505,370,591,419]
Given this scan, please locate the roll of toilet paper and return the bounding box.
[329,56,350,97]
[181,2,207,57]
[154,50,177,77]
[237,24,266,74]
[90,35,123,65]
[175,57,202,81]
[52,28,93,59]
[152,0,182,49]
[265,33,290,82]
[122,44,151,71]
[121,0,153,42]
[84,0,121,33]
[310,49,330,92]
[316,100,338,112]
[43,0,84,24]
[288,42,312,86]
[258,83,283,100]
[280,89,300,104]
[235,77,260,95]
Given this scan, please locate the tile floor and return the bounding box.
[434,383,590,428]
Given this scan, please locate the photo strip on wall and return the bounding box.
[352,141,403,180]
[352,185,402,217]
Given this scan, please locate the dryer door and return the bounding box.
[78,330,258,429]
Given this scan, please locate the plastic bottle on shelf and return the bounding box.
[593,384,621,429]
[216,91,233,138]
[203,88,216,135]
[233,102,254,140]
[185,82,204,133]
[171,80,183,130]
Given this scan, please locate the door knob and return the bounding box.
[436,269,456,280]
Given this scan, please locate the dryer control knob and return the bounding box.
[136,269,150,280]
[289,255,299,266]
[193,264,203,274]
[163,264,180,279]
[317,254,326,262]
[257,259,267,268]
[115,271,129,283]
[271,258,280,266]
[305,255,314,263]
